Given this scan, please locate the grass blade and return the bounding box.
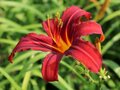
[0,67,21,90]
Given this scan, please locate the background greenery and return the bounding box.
[0,0,120,90]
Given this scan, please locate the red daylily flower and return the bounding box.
[8,6,104,82]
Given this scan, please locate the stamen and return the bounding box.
[55,12,60,18]
[55,12,63,28]
[58,19,63,28]
[55,12,60,22]
[47,13,72,53]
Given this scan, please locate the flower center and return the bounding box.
[47,13,71,53]
[54,20,71,53]
[56,37,71,53]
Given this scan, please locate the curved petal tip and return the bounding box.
[100,34,105,42]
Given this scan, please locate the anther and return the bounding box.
[58,19,63,28]
[55,12,60,22]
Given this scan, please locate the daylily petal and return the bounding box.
[42,53,63,82]
[8,33,54,63]
[61,6,91,25]
[42,19,60,41]
[65,39,102,73]
[73,20,103,37]
[61,6,91,43]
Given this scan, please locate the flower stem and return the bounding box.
[85,71,98,84]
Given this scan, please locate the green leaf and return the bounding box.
[102,33,120,55]
[0,67,21,90]
[0,1,45,20]
[105,21,120,38]
[100,10,120,25]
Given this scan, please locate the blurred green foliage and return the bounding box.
[0,0,120,90]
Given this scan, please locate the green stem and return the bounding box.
[22,70,32,90]
[85,72,98,84]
